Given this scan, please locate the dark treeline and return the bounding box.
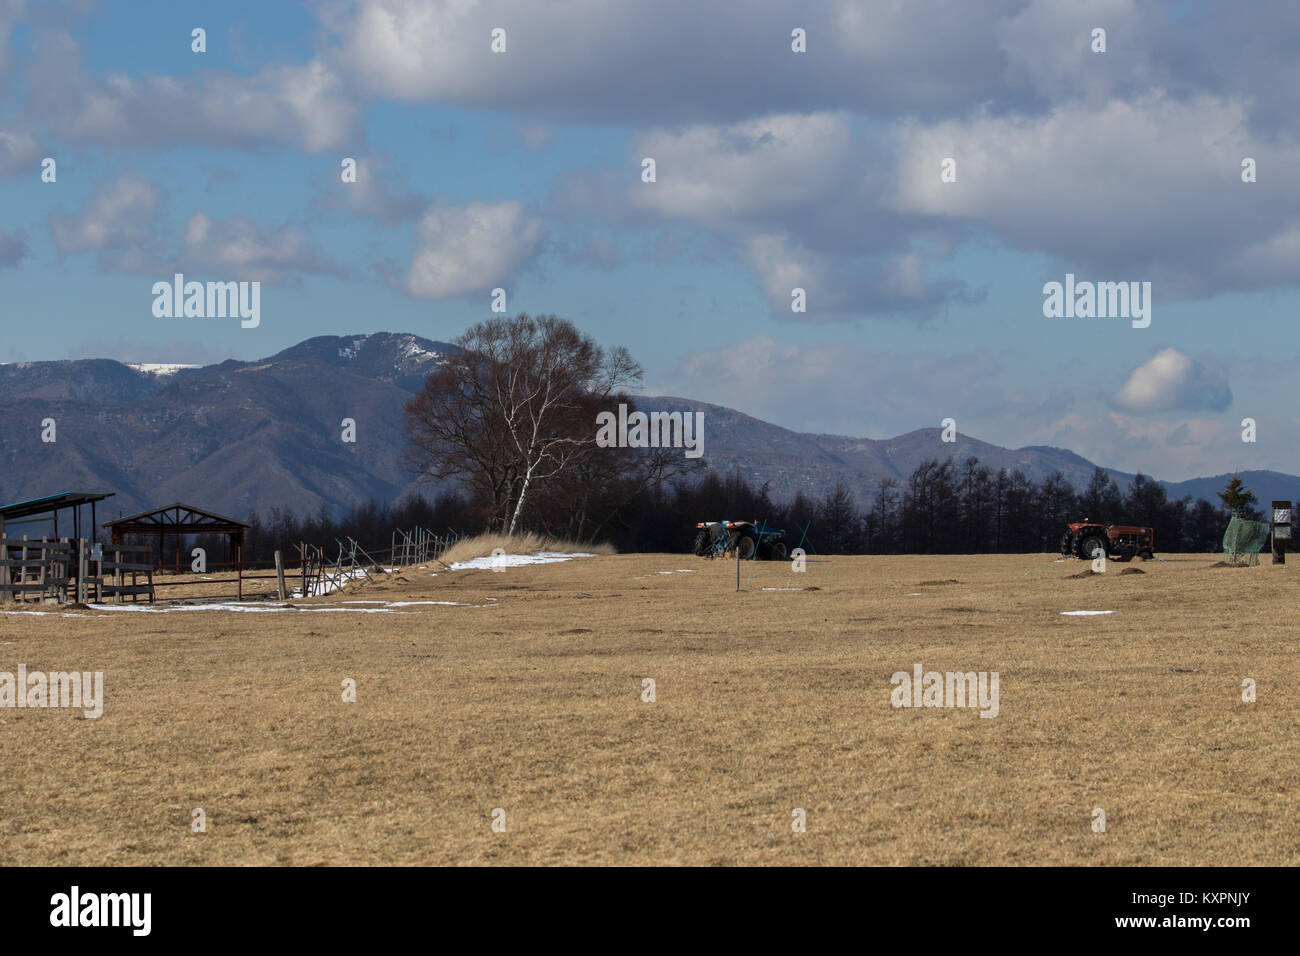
[236,458,1245,559]
[606,460,1233,555]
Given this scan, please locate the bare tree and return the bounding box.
[404,314,641,535]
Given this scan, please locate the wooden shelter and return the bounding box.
[0,491,114,540]
[103,502,250,599]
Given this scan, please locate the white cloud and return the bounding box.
[329,0,1032,122]
[28,32,359,152]
[405,201,542,299]
[49,177,162,269]
[1115,348,1232,412]
[630,113,857,224]
[48,176,344,281]
[892,94,1300,296]
[179,213,346,283]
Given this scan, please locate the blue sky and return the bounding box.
[2,0,1299,480]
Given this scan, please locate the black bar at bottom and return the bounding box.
[0,866,1284,943]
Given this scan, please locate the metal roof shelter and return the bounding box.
[0,491,115,540]
[102,503,251,598]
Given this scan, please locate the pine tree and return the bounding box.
[1217,475,1257,517]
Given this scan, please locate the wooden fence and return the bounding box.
[0,526,458,605]
[0,537,155,604]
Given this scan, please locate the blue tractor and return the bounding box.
[692,520,788,560]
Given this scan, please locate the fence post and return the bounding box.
[274,550,286,600]
[77,539,88,604]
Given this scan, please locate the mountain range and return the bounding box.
[1,332,1295,524]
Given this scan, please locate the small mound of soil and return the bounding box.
[918,579,960,586]
[1119,567,1145,575]
[1069,569,1099,578]
[1206,561,1246,569]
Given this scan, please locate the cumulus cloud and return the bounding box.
[405,201,542,299]
[620,112,979,318]
[179,213,346,283]
[28,32,359,152]
[1115,348,1232,412]
[892,94,1300,296]
[49,176,344,281]
[630,113,858,225]
[49,176,162,271]
[328,0,1032,123]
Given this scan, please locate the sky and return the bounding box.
[1,0,1299,480]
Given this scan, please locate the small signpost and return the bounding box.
[1271,500,1291,565]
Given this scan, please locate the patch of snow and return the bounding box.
[1060,610,1116,616]
[127,363,199,376]
[87,603,407,614]
[290,567,372,597]
[399,337,439,362]
[73,595,501,614]
[447,551,595,571]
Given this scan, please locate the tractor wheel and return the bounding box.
[1079,535,1108,561]
[1059,532,1074,556]
[736,533,757,560]
[768,541,788,561]
[692,529,712,557]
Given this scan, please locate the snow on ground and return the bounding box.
[79,598,498,614]
[126,363,199,375]
[290,566,382,598]
[633,568,697,579]
[447,551,595,571]
[1060,610,1116,616]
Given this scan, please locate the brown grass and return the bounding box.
[1,552,1296,866]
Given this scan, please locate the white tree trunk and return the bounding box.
[507,465,534,536]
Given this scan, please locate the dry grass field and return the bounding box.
[1,551,1296,866]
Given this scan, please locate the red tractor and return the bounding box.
[1060,520,1155,562]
